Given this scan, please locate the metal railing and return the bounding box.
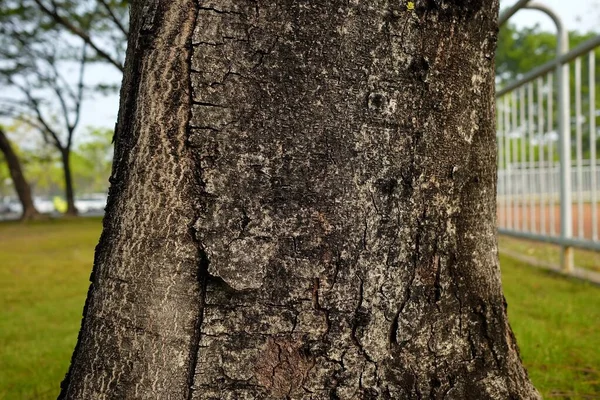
[496,1,600,270]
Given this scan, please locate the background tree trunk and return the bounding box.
[60,1,540,399]
[60,148,78,216]
[0,128,41,221]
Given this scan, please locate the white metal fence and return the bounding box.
[498,165,600,199]
[496,1,600,272]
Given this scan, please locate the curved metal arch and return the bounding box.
[523,2,573,270]
[498,0,575,270]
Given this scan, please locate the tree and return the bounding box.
[496,23,597,85]
[0,127,40,220]
[60,1,540,398]
[17,133,65,198]
[0,12,91,216]
[3,0,129,71]
[72,127,113,194]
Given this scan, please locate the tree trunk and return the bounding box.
[0,128,41,221]
[60,148,78,216]
[60,1,540,399]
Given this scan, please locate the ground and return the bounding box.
[0,218,599,399]
[498,202,600,240]
[499,234,600,274]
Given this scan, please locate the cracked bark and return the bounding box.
[60,0,540,399]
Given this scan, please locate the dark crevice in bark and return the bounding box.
[433,255,442,305]
[429,376,441,399]
[250,36,280,69]
[351,277,375,364]
[474,301,503,371]
[389,208,422,349]
[193,41,226,47]
[185,250,209,399]
[447,251,464,335]
[467,332,478,361]
[198,6,244,16]
[188,126,220,133]
[441,374,457,399]
[388,311,400,348]
[190,101,227,108]
[185,2,207,397]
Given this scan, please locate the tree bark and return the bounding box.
[0,128,41,221]
[60,1,540,399]
[60,148,78,216]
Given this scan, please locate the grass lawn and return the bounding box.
[501,255,600,398]
[0,218,101,400]
[0,218,599,399]
[499,235,600,274]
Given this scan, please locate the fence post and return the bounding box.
[556,19,574,272]
[524,3,573,272]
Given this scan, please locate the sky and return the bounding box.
[503,0,599,32]
[76,0,600,131]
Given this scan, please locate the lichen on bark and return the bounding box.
[59,0,540,399]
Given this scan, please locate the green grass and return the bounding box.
[499,235,600,274]
[501,255,600,398]
[0,218,101,400]
[0,218,599,399]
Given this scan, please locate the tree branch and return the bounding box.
[31,0,124,72]
[45,56,74,135]
[97,0,129,38]
[68,43,88,150]
[10,78,63,149]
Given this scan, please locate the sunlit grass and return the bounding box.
[499,235,600,273]
[0,218,100,400]
[501,254,600,398]
[0,218,598,399]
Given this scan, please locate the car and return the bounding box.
[0,201,11,214]
[75,195,107,214]
[33,197,55,214]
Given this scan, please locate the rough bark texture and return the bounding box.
[60,1,541,399]
[0,128,41,221]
